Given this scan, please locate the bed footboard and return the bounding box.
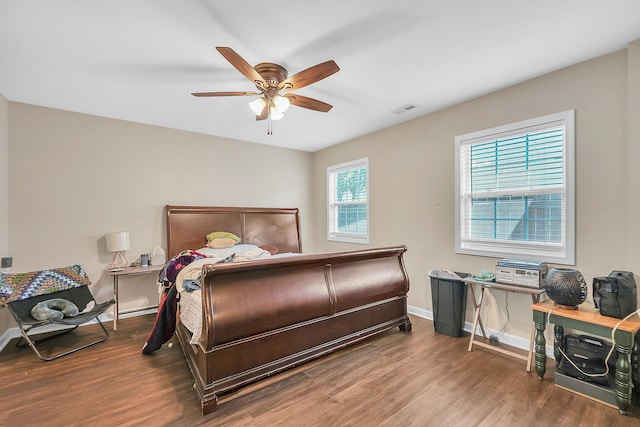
[176,245,411,415]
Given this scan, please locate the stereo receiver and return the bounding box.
[495,259,548,288]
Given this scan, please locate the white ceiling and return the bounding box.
[1,1,640,152]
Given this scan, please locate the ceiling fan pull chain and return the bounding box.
[267,116,273,135]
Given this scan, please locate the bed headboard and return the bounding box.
[165,206,301,258]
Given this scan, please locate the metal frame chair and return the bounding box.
[7,286,114,361]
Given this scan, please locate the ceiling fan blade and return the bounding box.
[279,60,340,91]
[216,47,267,88]
[192,91,259,97]
[285,94,333,112]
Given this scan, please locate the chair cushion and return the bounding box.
[31,298,79,321]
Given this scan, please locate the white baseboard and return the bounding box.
[407,304,554,358]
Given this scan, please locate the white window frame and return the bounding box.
[455,110,575,265]
[327,157,370,244]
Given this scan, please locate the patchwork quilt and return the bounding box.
[0,265,91,306]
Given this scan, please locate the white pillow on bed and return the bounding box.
[271,252,303,258]
[196,244,268,260]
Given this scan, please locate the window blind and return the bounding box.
[455,110,575,264]
[463,128,565,242]
[327,158,369,243]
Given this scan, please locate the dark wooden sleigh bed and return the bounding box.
[165,205,411,415]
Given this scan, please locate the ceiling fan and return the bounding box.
[192,47,340,134]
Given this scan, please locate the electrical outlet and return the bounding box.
[1,257,12,268]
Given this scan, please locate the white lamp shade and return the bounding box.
[269,107,284,120]
[106,231,130,252]
[273,95,290,113]
[249,97,266,115]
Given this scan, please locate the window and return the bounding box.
[455,110,575,264]
[327,158,369,244]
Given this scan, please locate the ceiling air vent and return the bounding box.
[392,104,420,115]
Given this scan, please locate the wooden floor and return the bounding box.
[0,314,637,427]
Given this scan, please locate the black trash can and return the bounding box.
[429,271,469,337]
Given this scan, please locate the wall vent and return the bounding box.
[392,104,420,115]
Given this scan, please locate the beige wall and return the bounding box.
[312,44,639,344]
[628,40,640,271]
[3,41,639,347]
[0,93,7,252]
[2,104,313,330]
[0,93,9,334]
[0,93,7,256]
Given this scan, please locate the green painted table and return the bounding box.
[532,300,640,415]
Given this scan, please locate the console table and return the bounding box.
[532,300,640,414]
[106,264,163,331]
[462,278,545,372]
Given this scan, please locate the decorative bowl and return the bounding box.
[544,268,587,309]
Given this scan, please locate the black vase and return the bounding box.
[544,268,587,309]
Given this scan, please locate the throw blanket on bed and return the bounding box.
[0,265,91,306]
[143,251,205,353]
[157,250,208,287]
[141,283,178,354]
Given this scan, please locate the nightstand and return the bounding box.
[106,264,164,331]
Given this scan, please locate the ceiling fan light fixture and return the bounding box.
[249,97,266,115]
[269,106,284,121]
[193,47,339,135]
[273,95,290,113]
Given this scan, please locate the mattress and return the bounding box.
[179,288,202,345]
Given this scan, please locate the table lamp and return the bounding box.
[106,231,130,270]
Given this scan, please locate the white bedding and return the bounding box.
[179,289,203,344]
